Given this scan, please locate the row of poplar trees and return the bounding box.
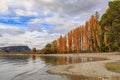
[41,0,120,54]
[57,14,101,53]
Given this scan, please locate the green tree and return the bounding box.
[51,40,58,53]
[40,43,52,54]
[100,0,120,51]
[32,47,37,52]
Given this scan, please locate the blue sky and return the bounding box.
[0,0,110,49]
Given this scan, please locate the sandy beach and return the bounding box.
[48,52,120,80]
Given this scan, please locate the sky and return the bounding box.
[0,0,111,49]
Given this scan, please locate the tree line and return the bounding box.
[38,0,120,54]
[57,14,101,53]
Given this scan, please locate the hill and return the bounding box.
[0,46,31,53]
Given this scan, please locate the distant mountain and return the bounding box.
[0,46,31,53]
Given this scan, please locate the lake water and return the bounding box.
[0,55,104,80]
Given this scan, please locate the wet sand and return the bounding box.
[48,52,120,80]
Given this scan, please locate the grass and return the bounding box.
[105,61,120,73]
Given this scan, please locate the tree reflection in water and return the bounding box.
[40,56,106,66]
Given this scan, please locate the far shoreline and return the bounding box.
[0,52,119,56]
[0,52,119,58]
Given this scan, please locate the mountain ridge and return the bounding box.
[0,46,31,53]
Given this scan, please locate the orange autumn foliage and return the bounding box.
[57,14,101,53]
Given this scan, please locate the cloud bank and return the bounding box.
[0,0,110,49]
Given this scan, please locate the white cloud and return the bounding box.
[42,13,85,34]
[29,18,41,24]
[0,0,9,14]
[41,0,54,3]
[0,0,36,15]
[0,24,19,30]
[44,15,66,25]
[35,0,110,17]
[15,9,38,16]
[0,24,59,49]
[21,0,35,10]
[0,30,59,49]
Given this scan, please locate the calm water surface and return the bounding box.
[0,55,104,80]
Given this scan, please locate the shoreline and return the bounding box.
[47,52,120,80]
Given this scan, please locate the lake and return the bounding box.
[0,54,104,80]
